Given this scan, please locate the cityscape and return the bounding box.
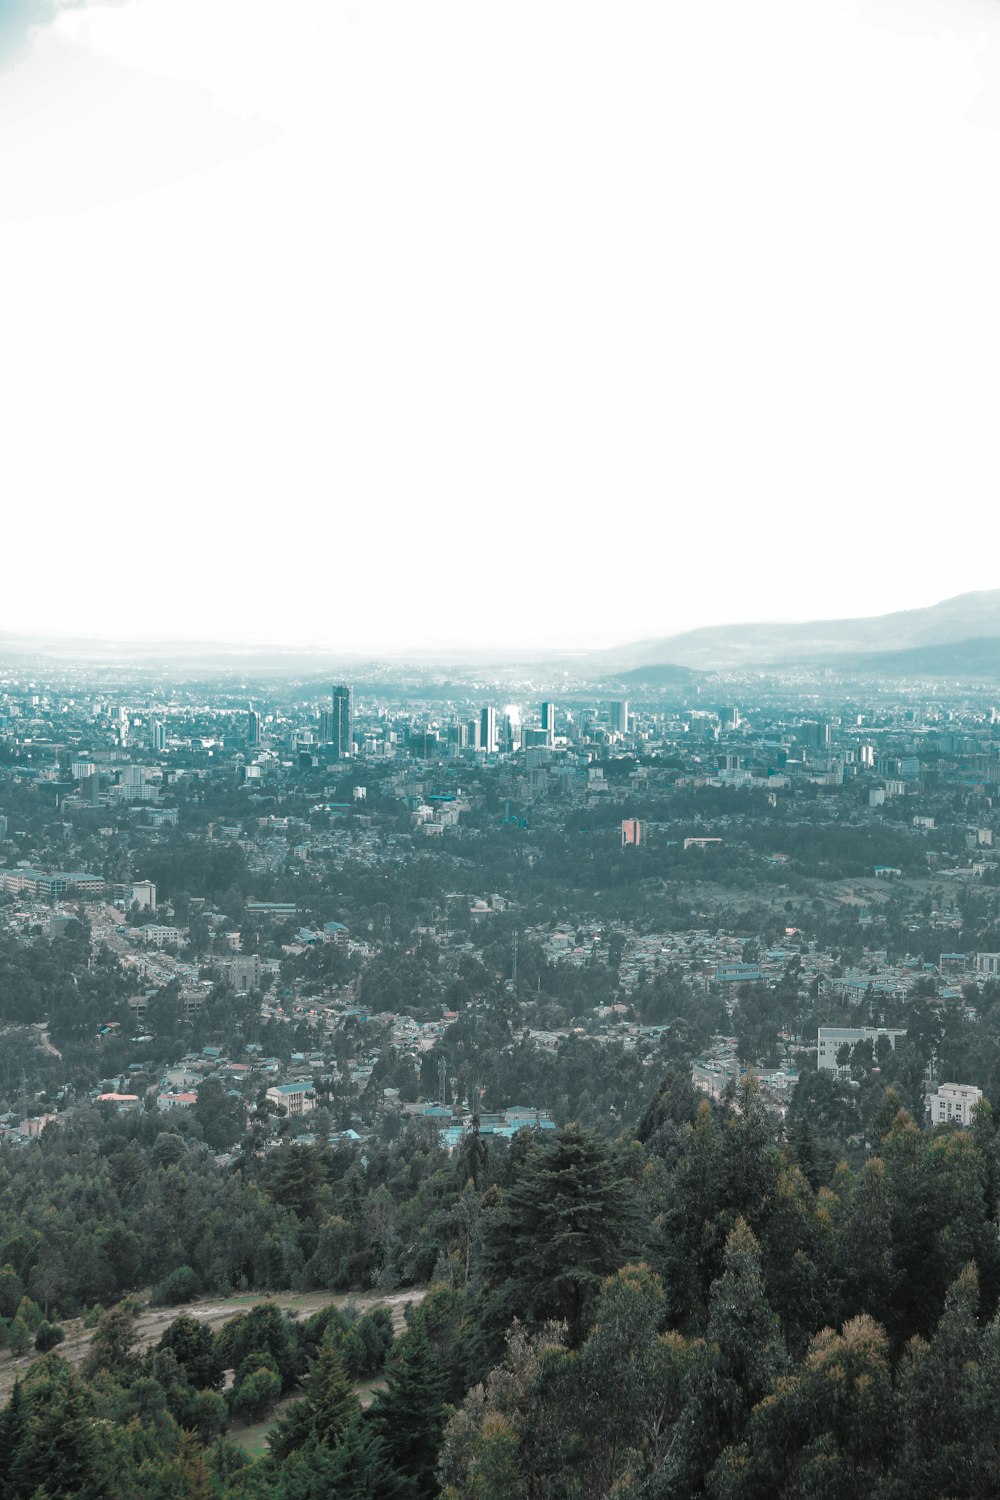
[4,0,1000,1490]
[4,616,1000,1489]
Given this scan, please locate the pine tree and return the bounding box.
[82,1299,140,1380]
[11,1358,104,1500]
[0,1378,27,1490]
[372,1321,448,1498]
[307,1332,360,1447]
[325,1418,407,1499]
[474,1124,640,1359]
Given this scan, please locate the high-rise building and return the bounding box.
[247,708,261,746]
[480,705,498,754]
[149,717,165,753]
[329,684,354,760]
[501,707,521,754]
[610,700,629,734]
[541,701,556,745]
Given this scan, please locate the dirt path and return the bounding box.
[0,1284,427,1404]
[34,1024,61,1059]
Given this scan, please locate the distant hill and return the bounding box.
[811,635,1000,679]
[5,589,1000,679]
[586,590,1000,672]
[603,662,703,689]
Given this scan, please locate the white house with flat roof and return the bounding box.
[817,1026,906,1073]
[927,1082,983,1127]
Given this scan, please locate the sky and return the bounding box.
[1,0,999,655]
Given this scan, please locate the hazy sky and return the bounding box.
[2,0,999,653]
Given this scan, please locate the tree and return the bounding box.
[82,1299,140,1381]
[268,1144,326,1222]
[307,1332,360,1447]
[217,1301,299,1391]
[709,1314,894,1499]
[372,1319,448,1498]
[891,1263,986,1498]
[438,1321,566,1500]
[10,1355,105,1500]
[0,1380,28,1492]
[473,1125,640,1362]
[561,1264,688,1494]
[664,1220,787,1496]
[34,1320,65,1353]
[157,1313,223,1391]
[229,1352,282,1421]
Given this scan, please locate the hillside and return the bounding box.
[585,589,1000,672]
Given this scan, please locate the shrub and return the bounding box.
[150,1265,198,1306]
[34,1320,65,1353]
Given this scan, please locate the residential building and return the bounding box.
[927,1082,983,1127]
[266,1081,316,1117]
[817,1025,906,1073]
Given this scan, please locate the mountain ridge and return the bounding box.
[2,590,1000,676]
[581,590,1000,672]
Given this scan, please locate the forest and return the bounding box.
[2,1071,1000,1497]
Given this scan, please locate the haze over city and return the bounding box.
[3,0,1000,651]
[7,4,1000,1492]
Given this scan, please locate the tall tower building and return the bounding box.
[247,709,261,746]
[541,701,556,745]
[330,684,354,760]
[149,716,165,753]
[480,705,498,754]
[610,700,629,734]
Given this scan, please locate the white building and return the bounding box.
[927,1082,983,1128]
[817,1025,906,1073]
[129,880,156,911]
[977,953,1000,980]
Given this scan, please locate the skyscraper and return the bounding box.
[541,701,556,745]
[247,709,261,746]
[149,716,165,752]
[610,700,629,734]
[480,705,498,754]
[330,684,354,760]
